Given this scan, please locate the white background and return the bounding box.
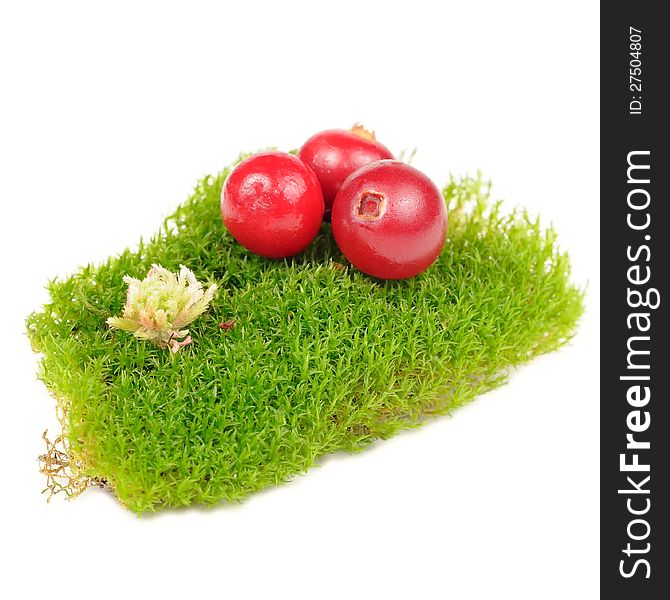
[0,1,599,598]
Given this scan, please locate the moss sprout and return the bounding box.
[107,264,217,353]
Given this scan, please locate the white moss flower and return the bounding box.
[107,264,218,353]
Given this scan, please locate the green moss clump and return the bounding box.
[27,161,584,514]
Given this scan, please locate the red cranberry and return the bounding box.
[298,124,393,215]
[331,160,447,279]
[221,151,324,258]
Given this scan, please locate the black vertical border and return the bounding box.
[601,2,669,596]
